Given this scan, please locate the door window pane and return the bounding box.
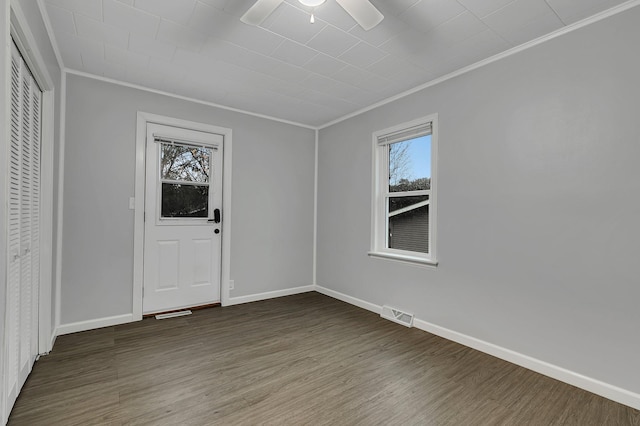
[161,184,209,218]
[161,143,211,183]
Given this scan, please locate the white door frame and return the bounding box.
[133,112,232,321]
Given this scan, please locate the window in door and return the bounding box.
[158,140,213,219]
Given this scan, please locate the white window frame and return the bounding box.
[369,114,438,267]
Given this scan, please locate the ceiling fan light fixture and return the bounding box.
[241,0,383,30]
[298,0,326,7]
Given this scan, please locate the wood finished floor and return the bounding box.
[8,292,640,425]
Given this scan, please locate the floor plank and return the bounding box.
[8,292,640,425]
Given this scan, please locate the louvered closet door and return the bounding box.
[5,40,42,411]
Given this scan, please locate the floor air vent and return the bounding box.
[381,305,414,327]
[155,310,192,320]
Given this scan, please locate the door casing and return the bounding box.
[133,112,232,321]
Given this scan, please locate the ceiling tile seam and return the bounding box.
[443,28,513,65]
[184,0,200,26]
[480,30,513,52]
[269,37,287,58]
[375,13,484,66]
[266,36,394,94]
[71,10,79,36]
[43,0,97,20]
[543,0,568,25]
[300,53,348,75]
[335,42,391,68]
[319,0,640,130]
[364,50,428,79]
[452,0,512,47]
[424,9,488,41]
[441,18,493,52]
[401,0,463,27]
[167,41,178,63]
[184,15,282,58]
[396,20,495,71]
[475,0,518,20]
[237,35,386,94]
[390,0,421,16]
[204,37,358,90]
[480,2,560,33]
[304,24,344,49]
[302,18,379,53]
[299,73,380,101]
[153,13,200,34]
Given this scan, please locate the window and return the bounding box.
[370,115,437,266]
[158,140,213,218]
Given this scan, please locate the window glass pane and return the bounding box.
[161,143,211,183]
[161,183,208,218]
[388,135,431,192]
[388,195,429,253]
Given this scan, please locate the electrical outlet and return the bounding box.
[229,280,234,290]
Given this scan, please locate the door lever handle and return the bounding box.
[213,208,221,224]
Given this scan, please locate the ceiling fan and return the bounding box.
[241,0,384,31]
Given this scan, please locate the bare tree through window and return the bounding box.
[388,141,411,186]
[159,143,212,218]
[388,138,430,192]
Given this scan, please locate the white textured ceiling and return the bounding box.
[43,0,630,127]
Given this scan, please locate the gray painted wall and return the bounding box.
[317,7,640,394]
[61,74,315,324]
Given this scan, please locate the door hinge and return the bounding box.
[144,212,146,222]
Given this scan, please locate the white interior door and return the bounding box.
[5,40,41,415]
[143,123,223,314]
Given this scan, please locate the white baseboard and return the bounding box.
[315,285,382,314]
[56,313,134,336]
[225,285,315,306]
[55,286,315,335]
[314,285,640,411]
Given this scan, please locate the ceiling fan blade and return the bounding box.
[240,0,284,26]
[335,0,383,31]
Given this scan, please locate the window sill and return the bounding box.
[368,251,438,268]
